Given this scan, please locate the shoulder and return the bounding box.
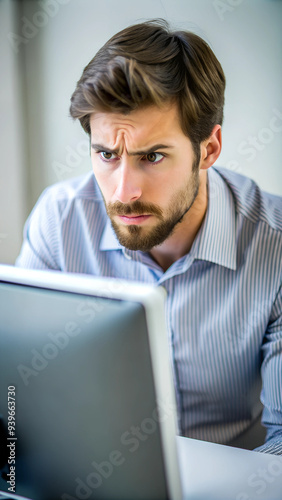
[34,172,103,218]
[40,171,101,203]
[25,172,106,239]
[213,166,282,233]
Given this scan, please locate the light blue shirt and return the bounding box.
[16,166,282,455]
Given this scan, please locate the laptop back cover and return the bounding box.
[0,266,182,500]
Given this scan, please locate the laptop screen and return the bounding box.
[0,267,182,500]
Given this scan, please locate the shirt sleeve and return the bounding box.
[254,281,282,455]
[15,188,62,270]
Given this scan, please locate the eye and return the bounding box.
[99,151,118,161]
[145,152,164,163]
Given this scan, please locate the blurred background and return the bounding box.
[0,0,281,264]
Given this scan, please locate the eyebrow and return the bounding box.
[91,143,174,156]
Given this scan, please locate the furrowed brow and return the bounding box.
[128,144,173,156]
[91,143,173,156]
[91,143,118,154]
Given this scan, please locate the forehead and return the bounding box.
[89,103,185,148]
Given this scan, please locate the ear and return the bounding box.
[199,125,222,170]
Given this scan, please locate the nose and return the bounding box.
[114,160,142,204]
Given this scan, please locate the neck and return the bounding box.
[149,170,208,271]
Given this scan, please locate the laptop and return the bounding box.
[0,264,183,500]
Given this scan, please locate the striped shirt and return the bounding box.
[16,166,282,455]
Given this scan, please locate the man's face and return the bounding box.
[90,103,201,252]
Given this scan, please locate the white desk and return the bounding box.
[177,436,282,500]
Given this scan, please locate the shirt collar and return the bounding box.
[190,166,237,270]
[100,219,123,251]
[99,166,237,271]
[100,220,138,262]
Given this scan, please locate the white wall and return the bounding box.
[1,0,281,264]
[0,0,28,264]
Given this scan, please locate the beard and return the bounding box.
[105,166,200,252]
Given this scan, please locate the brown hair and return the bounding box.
[70,19,225,158]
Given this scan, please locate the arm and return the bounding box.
[255,282,282,455]
[15,189,62,271]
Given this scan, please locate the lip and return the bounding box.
[117,214,151,225]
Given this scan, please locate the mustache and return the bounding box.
[107,200,163,218]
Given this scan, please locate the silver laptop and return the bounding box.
[0,265,183,500]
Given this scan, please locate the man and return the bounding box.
[16,20,282,454]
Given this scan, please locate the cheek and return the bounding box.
[94,174,112,200]
[91,161,110,197]
[153,174,179,201]
[92,169,121,207]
